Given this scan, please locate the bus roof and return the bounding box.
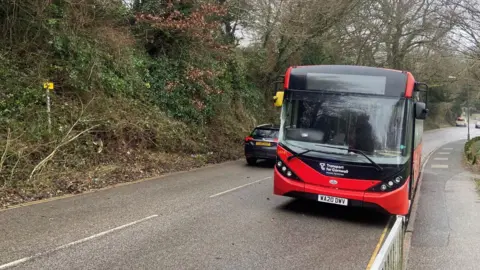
[284,65,414,98]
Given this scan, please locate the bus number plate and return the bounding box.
[318,195,348,206]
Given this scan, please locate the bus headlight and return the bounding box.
[276,158,301,181]
[394,176,402,184]
[367,171,408,192]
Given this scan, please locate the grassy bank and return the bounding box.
[0,0,277,207]
[464,137,480,191]
[0,92,269,207]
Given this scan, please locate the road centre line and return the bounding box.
[438,152,451,155]
[0,215,158,270]
[434,157,449,161]
[209,177,272,198]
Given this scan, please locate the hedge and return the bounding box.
[464,136,480,164]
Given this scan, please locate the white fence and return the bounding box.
[370,215,406,270]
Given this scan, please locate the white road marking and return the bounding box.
[438,152,451,155]
[434,157,449,161]
[209,176,272,198]
[431,164,449,169]
[0,215,158,269]
[443,148,454,150]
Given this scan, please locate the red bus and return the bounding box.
[272,65,428,215]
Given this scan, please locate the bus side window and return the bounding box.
[404,100,414,155]
[414,119,423,147]
[412,98,423,148]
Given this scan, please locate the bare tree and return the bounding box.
[217,0,253,45]
[333,0,461,69]
[248,0,358,79]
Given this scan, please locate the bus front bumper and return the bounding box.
[273,171,410,215]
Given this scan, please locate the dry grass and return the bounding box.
[475,178,480,191]
[0,94,254,208]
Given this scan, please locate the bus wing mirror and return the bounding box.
[273,91,284,107]
[414,82,428,92]
[414,82,429,105]
[415,102,428,119]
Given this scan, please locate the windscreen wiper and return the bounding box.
[287,149,312,161]
[286,147,342,161]
[315,144,384,172]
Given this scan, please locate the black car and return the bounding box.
[244,124,279,165]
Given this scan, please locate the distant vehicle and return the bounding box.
[476,121,480,129]
[244,124,279,165]
[272,65,429,216]
[456,117,467,127]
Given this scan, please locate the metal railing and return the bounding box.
[370,215,406,270]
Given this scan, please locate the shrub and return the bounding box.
[464,136,480,164]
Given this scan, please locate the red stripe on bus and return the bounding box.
[405,72,415,97]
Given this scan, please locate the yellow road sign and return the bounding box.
[43,82,54,90]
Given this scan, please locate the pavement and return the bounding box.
[407,139,480,270]
[0,125,478,270]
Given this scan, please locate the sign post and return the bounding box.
[43,82,54,133]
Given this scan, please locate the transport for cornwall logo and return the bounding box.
[319,163,326,170]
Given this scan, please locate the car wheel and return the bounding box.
[246,158,257,166]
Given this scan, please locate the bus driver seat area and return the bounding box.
[351,114,375,154]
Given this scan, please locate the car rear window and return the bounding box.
[251,128,279,139]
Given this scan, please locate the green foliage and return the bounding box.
[0,0,272,205]
[48,31,148,97]
[0,55,43,122]
[132,0,163,13]
[143,51,265,124]
[464,136,480,164]
[301,41,336,65]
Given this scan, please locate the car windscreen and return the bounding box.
[251,128,279,139]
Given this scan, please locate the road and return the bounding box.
[0,125,478,270]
